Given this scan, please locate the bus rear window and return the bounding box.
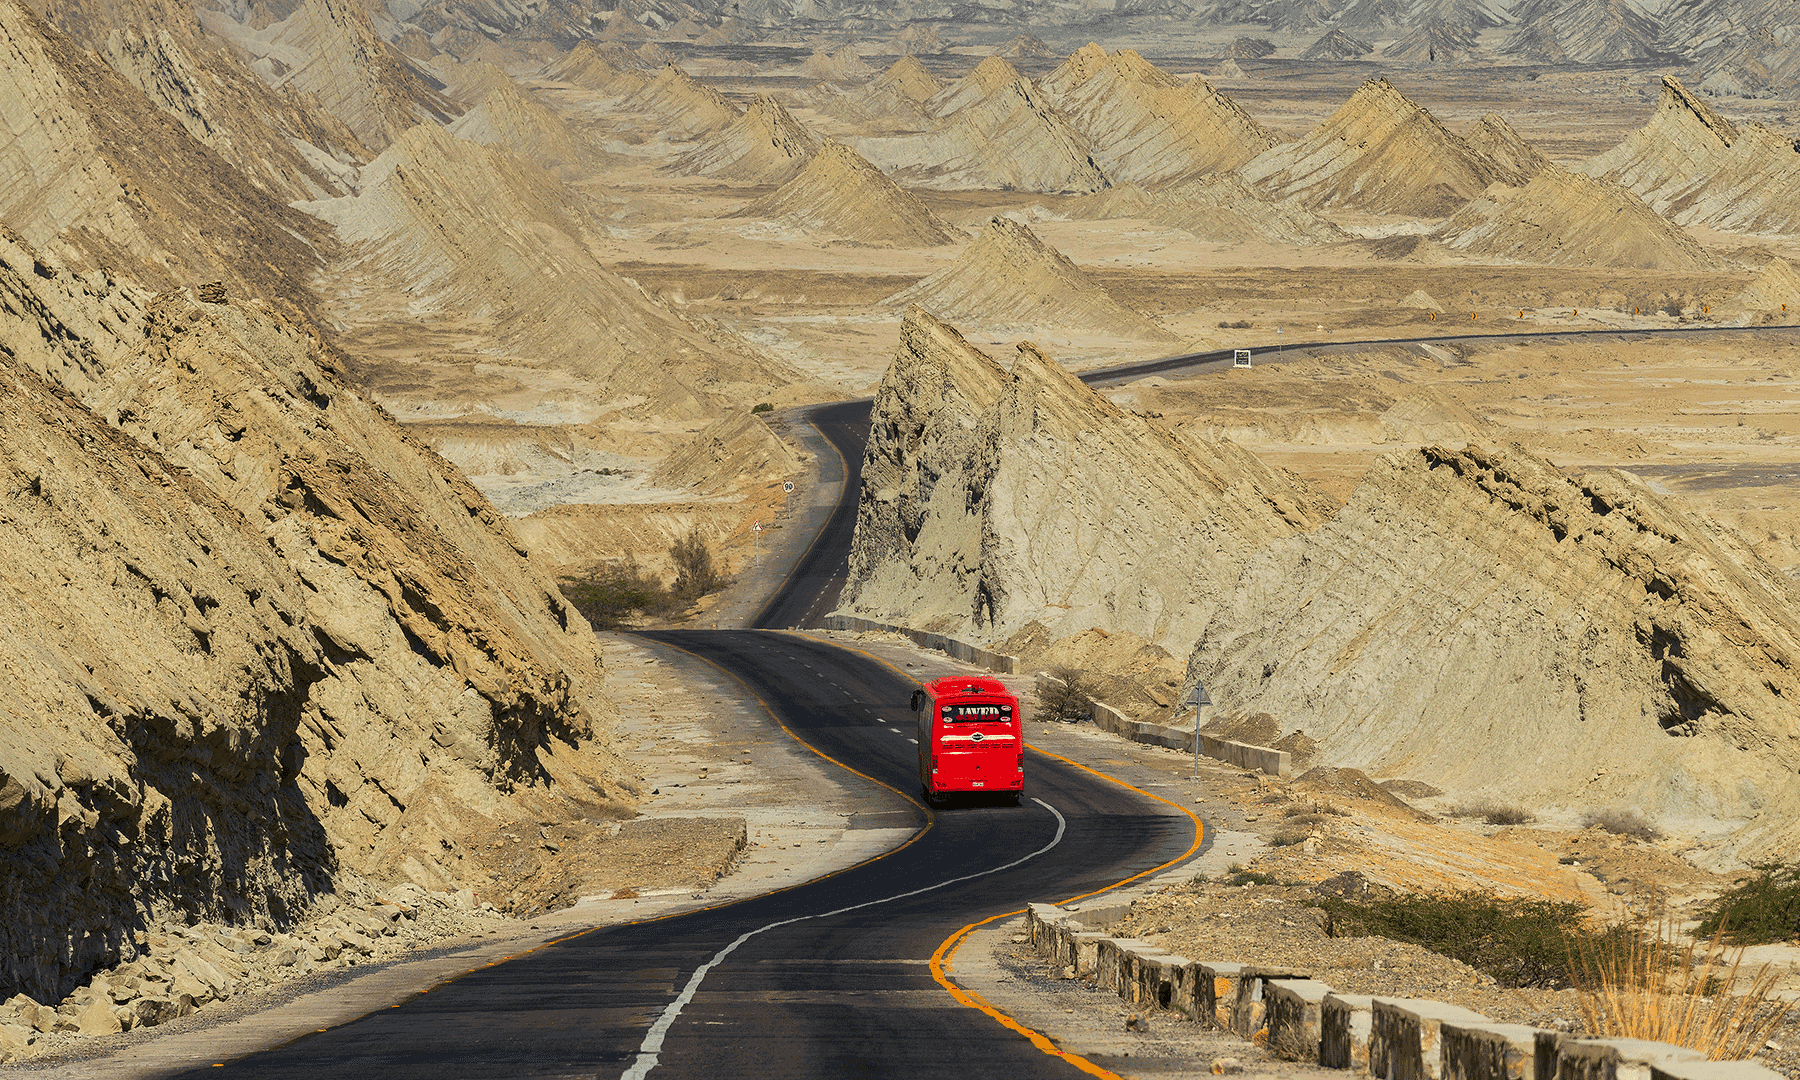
[940,703,1013,722]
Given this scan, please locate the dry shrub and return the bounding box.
[1580,807,1661,841]
[1451,802,1536,826]
[1035,666,1098,722]
[1572,914,1798,1059]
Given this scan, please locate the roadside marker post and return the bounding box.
[752,522,762,570]
[1183,684,1211,778]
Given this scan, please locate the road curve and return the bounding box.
[170,632,1197,1079]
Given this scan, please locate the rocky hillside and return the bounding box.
[1184,444,1800,865]
[884,217,1169,339]
[1583,76,1800,237]
[670,93,819,183]
[0,234,629,1003]
[1239,77,1506,217]
[735,137,964,246]
[840,308,1328,651]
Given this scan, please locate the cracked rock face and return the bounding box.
[1185,444,1800,864]
[841,307,1327,652]
[0,237,628,1003]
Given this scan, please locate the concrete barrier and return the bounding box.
[1233,965,1309,1038]
[1199,962,1245,1030]
[1323,994,1377,1072]
[1083,695,1292,777]
[1371,999,1493,1080]
[1018,911,1775,1080]
[1650,1061,1790,1080]
[1442,1022,1539,1080]
[1554,1039,1705,1080]
[1267,979,1334,1061]
[819,615,1020,673]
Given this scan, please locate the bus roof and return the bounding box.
[922,675,1013,698]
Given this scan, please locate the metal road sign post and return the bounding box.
[1183,684,1211,778]
[752,522,762,570]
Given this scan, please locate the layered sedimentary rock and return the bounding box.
[0,237,627,1003]
[1464,114,1550,186]
[799,44,869,81]
[447,79,589,174]
[1184,444,1800,862]
[0,0,332,316]
[226,0,460,151]
[670,94,819,184]
[884,217,1167,338]
[1068,173,1346,246]
[840,308,1328,649]
[1303,28,1374,59]
[1436,165,1716,271]
[861,55,1107,194]
[1239,77,1504,216]
[648,409,802,496]
[1583,76,1800,236]
[623,63,739,136]
[298,123,790,418]
[1039,46,1280,186]
[545,40,651,94]
[1500,0,1662,63]
[1727,257,1800,315]
[736,138,963,246]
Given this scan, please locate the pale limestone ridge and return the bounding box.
[545,40,651,94]
[648,409,802,496]
[1067,172,1347,246]
[1464,113,1550,186]
[623,63,739,136]
[1303,28,1374,59]
[1435,164,1717,271]
[1238,76,1505,216]
[448,78,588,174]
[1583,76,1800,236]
[736,137,964,246]
[65,0,367,202]
[1500,0,1662,63]
[824,55,942,130]
[883,216,1169,339]
[0,240,629,1001]
[860,55,1108,195]
[0,0,331,313]
[799,45,870,81]
[247,0,460,151]
[1184,443,1800,863]
[1727,257,1800,314]
[1039,46,1280,186]
[670,94,820,184]
[298,123,792,419]
[839,308,1328,649]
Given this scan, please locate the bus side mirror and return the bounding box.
[910,690,924,711]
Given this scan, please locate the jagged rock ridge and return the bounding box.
[735,138,963,246]
[857,55,1108,195]
[1435,164,1717,271]
[1184,444,1800,863]
[1238,77,1505,216]
[1039,46,1280,187]
[839,307,1329,650]
[884,216,1168,338]
[671,94,820,184]
[1583,76,1800,236]
[1067,173,1347,247]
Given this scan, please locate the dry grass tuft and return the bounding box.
[1571,914,1798,1059]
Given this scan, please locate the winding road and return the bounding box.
[168,321,1796,1079]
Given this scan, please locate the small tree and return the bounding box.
[1035,666,1098,722]
[671,528,723,600]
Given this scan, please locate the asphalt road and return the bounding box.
[170,633,1196,1080]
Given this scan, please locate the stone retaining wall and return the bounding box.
[1023,903,1783,1080]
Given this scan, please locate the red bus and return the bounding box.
[910,675,1024,805]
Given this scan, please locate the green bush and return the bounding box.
[559,561,674,629]
[1696,863,1800,944]
[670,528,724,600]
[750,402,773,414]
[1034,666,1098,722]
[1314,890,1613,988]
[1225,865,1281,887]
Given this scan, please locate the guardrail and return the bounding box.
[1023,903,1782,1080]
